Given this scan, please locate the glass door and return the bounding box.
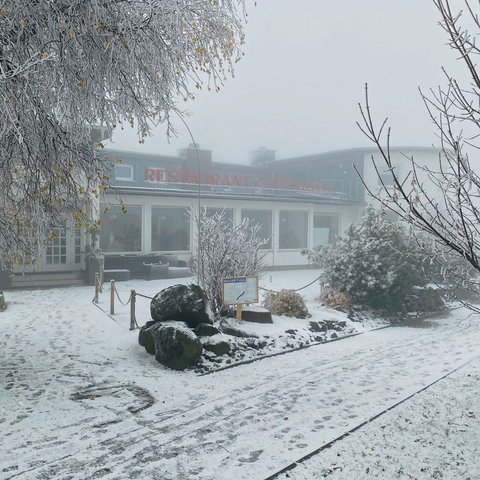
[313,214,338,246]
[42,227,83,271]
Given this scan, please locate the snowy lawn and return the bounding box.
[1,269,479,479]
[99,269,387,372]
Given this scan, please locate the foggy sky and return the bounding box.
[107,0,468,164]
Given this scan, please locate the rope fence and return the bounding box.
[92,273,148,331]
[92,270,324,330]
[259,273,323,293]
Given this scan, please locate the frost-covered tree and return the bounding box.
[190,208,268,318]
[0,0,246,266]
[357,0,480,312]
[304,207,437,312]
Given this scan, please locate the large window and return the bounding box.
[241,209,272,249]
[279,210,308,249]
[313,214,338,246]
[206,207,234,223]
[152,207,190,251]
[100,205,142,252]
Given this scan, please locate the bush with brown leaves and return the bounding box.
[263,289,310,318]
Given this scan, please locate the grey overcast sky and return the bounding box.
[107,0,467,164]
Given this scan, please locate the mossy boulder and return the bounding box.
[150,284,212,328]
[138,321,157,355]
[194,323,220,337]
[152,322,202,371]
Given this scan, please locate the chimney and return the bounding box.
[249,147,275,166]
[178,143,213,169]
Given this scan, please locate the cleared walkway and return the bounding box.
[1,287,479,479]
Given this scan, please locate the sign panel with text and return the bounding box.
[222,276,259,305]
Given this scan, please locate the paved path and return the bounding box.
[1,288,480,479]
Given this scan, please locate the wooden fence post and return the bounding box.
[236,303,242,321]
[99,267,104,293]
[94,273,99,303]
[130,290,136,330]
[110,279,115,315]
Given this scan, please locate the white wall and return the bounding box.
[361,147,443,206]
[103,193,365,268]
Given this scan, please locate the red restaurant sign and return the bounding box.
[144,168,334,193]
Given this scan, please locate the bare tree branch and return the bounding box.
[189,208,269,319]
[357,2,480,309]
[0,0,247,266]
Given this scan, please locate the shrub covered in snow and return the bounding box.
[190,208,269,318]
[318,288,352,311]
[263,289,310,318]
[304,207,438,313]
[406,287,446,313]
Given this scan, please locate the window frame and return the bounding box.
[241,208,272,249]
[279,210,308,249]
[114,164,134,181]
[151,206,190,252]
[99,204,142,253]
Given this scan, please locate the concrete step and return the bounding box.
[11,271,85,289]
[167,267,192,279]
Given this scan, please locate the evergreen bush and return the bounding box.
[304,207,437,313]
[406,287,445,313]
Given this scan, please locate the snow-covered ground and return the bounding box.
[1,270,479,479]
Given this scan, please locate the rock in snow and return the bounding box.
[150,283,212,328]
[140,320,203,370]
[141,284,212,370]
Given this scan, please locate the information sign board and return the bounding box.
[222,276,259,305]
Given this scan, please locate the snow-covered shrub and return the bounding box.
[416,240,478,292]
[304,207,435,313]
[318,288,352,311]
[263,289,310,318]
[406,287,445,313]
[190,208,269,318]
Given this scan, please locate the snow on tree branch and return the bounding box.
[190,208,268,318]
[0,0,247,265]
[357,1,480,310]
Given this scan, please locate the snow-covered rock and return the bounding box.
[201,334,232,356]
[150,283,212,328]
[147,321,203,371]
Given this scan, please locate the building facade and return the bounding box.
[9,144,443,282]
[98,145,442,270]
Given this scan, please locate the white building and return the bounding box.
[4,145,443,287]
